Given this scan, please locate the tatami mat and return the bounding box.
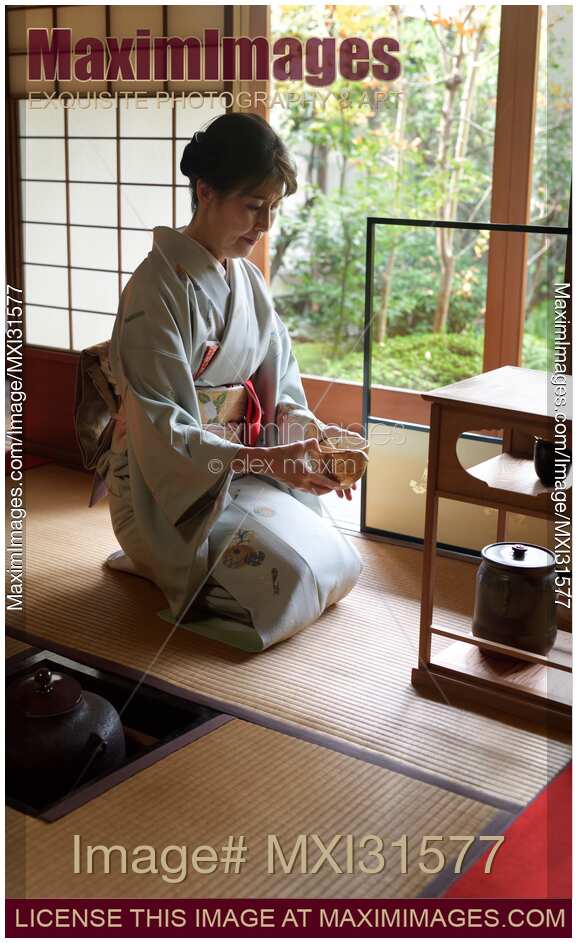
[10,465,570,807]
[6,719,503,899]
[5,637,31,659]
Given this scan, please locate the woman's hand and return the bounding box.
[234,439,341,496]
[334,482,357,501]
[321,424,366,447]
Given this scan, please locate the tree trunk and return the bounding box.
[332,221,353,354]
[433,12,486,332]
[375,5,405,344]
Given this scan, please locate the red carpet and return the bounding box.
[444,763,571,898]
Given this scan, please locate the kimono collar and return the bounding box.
[151,226,230,314]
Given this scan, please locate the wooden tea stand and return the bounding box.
[412,366,572,733]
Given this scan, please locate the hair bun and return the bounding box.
[180,130,205,178]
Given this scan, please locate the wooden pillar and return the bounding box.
[484,6,541,371]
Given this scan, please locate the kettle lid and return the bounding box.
[481,542,555,572]
[8,667,83,718]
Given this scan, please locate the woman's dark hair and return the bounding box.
[180,112,297,212]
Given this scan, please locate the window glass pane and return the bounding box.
[25,306,69,348]
[18,99,64,136]
[70,226,118,271]
[119,97,172,137]
[175,97,225,138]
[19,138,65,180]
[68,139,116,182]
[522,232,569,370]
[71,269,119,314]
[270,5,501,387]
[176,186,192,228]
[21,181,66,223]
[23,224,67,266]
[121,229,153,272]
[121,185,172,228]
[72,311,114,350]
[530,7,572,227]
[121,139,172,184]
[24,263,68,308]
[525,8,571,372]
[69,182,117,226]
[68,102,117,137]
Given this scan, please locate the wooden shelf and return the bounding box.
[431,624,572,672]
[432,639,572,710]
[465,452,553,497]
[415,367,572,733]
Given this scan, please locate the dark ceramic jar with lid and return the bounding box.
[6,666,126,806]
[472,542,556,655]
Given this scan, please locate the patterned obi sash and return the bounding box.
[197,381,262,446]
[194,342,262,447]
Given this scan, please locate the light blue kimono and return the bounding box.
[104,226,362,651]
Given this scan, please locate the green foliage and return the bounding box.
[293,332,485,390]
[293,330,548,390]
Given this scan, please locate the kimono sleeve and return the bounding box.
[272,311,330,444]
[116,289,243,528]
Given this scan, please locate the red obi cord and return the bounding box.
[243,379,262,447]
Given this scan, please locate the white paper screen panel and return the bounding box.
[69,183,118,226]
[71,269,119,314]
[121,140,173,184]
[18,101,64,137]
[24,264,68,308]
[121,230,153,273]
[7,8,52,53]
[9,56,54,96]
[68,140,117,183]
[70,227,118,271]
[25,307,70,348]
[175,97,226,139]
[67,106,116,138]
[176,187,193,228]
[23,224,68,267]
[120,185,172,229]
[167,6,225,33]
[21,182,66,223]
[72,311,114,349]
[15,74,227,350]
[55,6,107,93]
[120,99,173,138]
[365,421,548,551]
[109,5,165,93]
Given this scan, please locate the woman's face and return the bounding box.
[195,178,284,261]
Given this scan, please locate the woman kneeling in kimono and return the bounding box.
[104,112,363,652]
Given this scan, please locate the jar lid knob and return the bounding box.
[512,544,527,559]
[34,668,54,693]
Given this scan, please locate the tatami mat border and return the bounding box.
[7,629,525,816]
